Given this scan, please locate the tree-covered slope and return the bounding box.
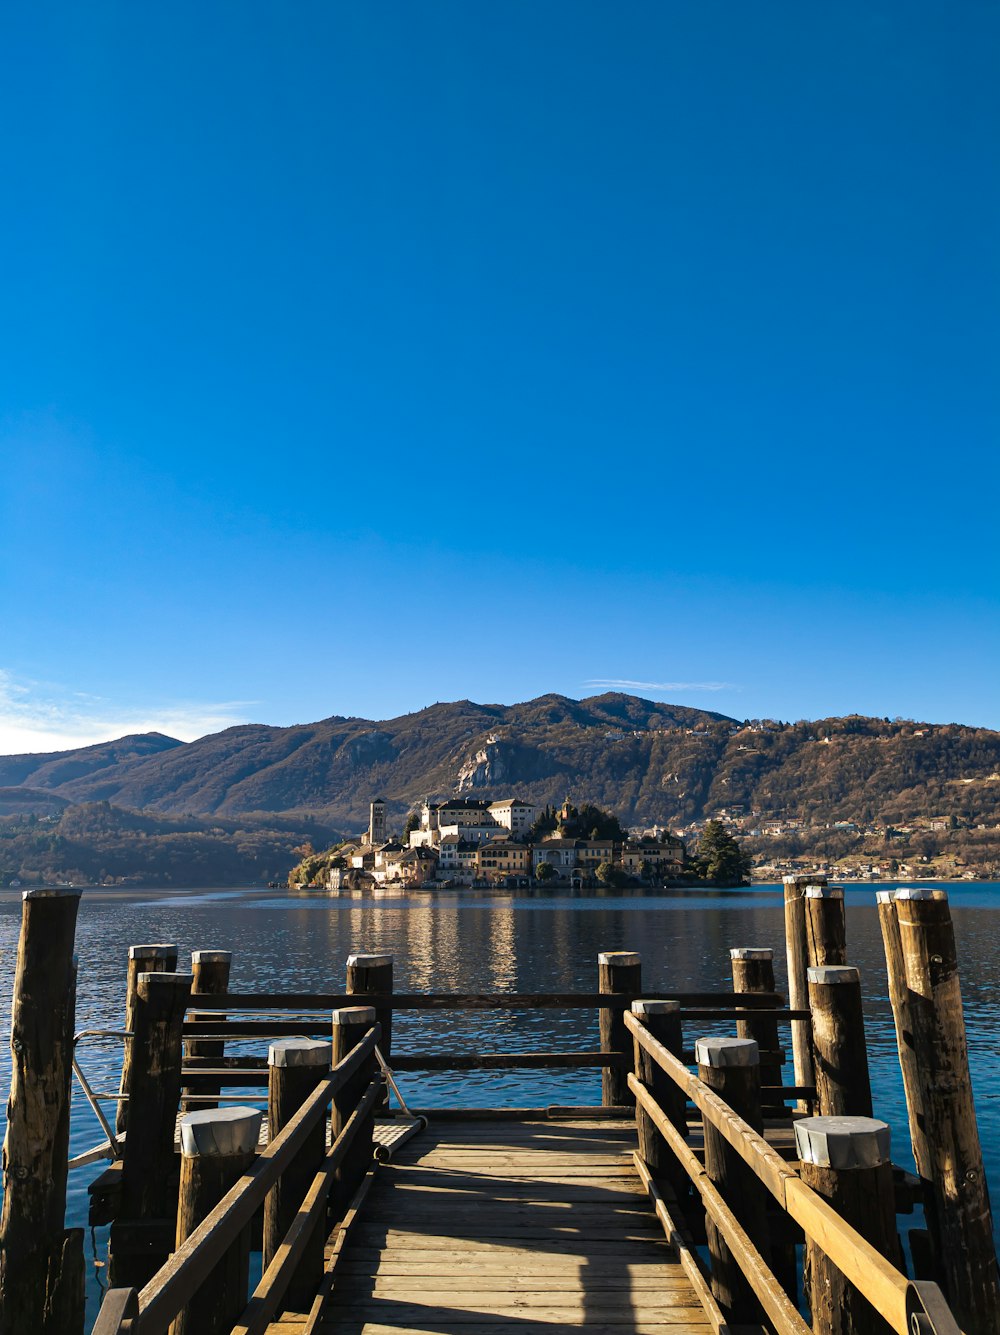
[0,697,998,866]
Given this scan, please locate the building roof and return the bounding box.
[399,847,438,863]
[488,798,533,809]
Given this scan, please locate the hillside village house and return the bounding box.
[326,796,687,889]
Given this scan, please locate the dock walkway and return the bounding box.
[308,1118,711,1335]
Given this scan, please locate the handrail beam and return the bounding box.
[628,1075,808,1335]
[132,1026,378,1335]
[179,989,788,1012]
[626,1012,924,1334]
[231,1075,381,1335]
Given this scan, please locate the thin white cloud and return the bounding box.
[585,678,738,693]
[0,669,255,756]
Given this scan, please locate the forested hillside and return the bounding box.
[1,694,999,885]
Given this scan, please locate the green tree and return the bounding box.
[535,861,556,882]
[403,810,421,840]
[694,821,751,887]
[596,860,629,888]
[526,806,558,843]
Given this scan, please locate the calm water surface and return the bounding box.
[1,881,998,1325]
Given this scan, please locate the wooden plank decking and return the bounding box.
[298,1119,714,1335]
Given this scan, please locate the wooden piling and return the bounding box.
[894,887,1000,1333]
[876,888,938,1267]
[183,950,232,1113]
[110,970,193,1290]
[263,1039,331,1313]
[171,1107,262,1335]
[0,889,84,1335]
[331,1007,377,1215]
[784,874,821,1107]
[630,1000,686,1199]
[807,965,873,1117]
[804,884,847,968]
[796,1115,899,1335]
[598,951,640,1107]
[117,943,178,1133]
[347,952,393,1060]
[696,1036,772,1324]
[729,947,784,1116]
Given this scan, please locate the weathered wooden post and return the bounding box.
[172,1107,262,1335]
[807,965,873,1117]
[804,884,847,968]
[331,1006,377,1217]
[729,947,784,1116]
[183,949,232,1112]
[696,1036,772,1323]
[346,952,393,1060]
[0,889,84,1335]
[894,887,1000,1333]
[598,951,641,1107]
[784,874,821,1107]
[117,942,178,1133]
[630,1000,687,1200]
[347,952,392,1108]
[876,888,939,1274]
[109,970,192,1289]
[795,1115,899,1335]
[263,1039,331,1313]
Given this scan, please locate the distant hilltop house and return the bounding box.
[324,796,686,890]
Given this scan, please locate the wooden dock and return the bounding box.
[1,888,990,1335]
[310,1118,712,1335]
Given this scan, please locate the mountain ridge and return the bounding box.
[2,692,999,885]
[1,693,998,829]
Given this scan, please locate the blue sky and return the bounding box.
[2,2,998,752]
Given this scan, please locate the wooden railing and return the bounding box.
[89,977,806,1332]
[92,1024,381,1335]
[624,1009,962,1335]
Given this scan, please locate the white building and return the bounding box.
[488,798,537,837]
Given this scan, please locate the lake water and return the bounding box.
[1,880,998,1326]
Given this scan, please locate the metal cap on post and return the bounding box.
[730,947,773,960]
[894,885,949,902]
[796,1115,900,1335]
[129,944,177,962]
[794,1115,890,1170]
[695,1036,759,1068]
[268,1039,331,1068]
[191,950,232,965]
[179,1107,262,1158]
[346,952,393,968]
[807,964,859,985]
[332,1005,377,1029]
[630,998,679,1016]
